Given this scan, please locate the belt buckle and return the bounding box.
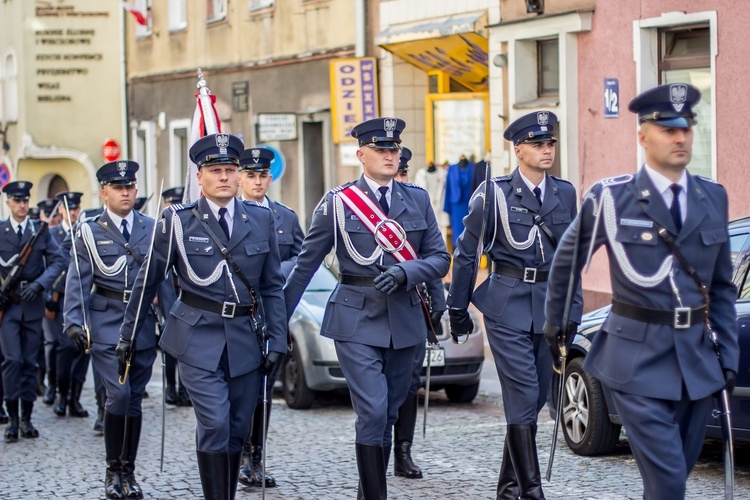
[122,290,131,303]
[674,307,691,329]
[523,268,537,283]
[222,302,236,319]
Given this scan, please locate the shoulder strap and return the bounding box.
[533,215,557,249]
[97,220,143,267]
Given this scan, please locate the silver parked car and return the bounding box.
[282,266,485,409]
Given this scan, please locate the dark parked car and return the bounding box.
[282,266,485,409]
[561,216,750,455]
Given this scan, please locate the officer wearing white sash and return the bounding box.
[284,118,450,499]
[545,83,739,499]
[448,111,581,500]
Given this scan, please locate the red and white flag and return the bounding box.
[121,2,148,26]
[184,74,222,203]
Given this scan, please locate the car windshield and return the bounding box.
[306,265,338,292]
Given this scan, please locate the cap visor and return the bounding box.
[648,117,692,128]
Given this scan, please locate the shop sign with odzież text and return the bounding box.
[330,57,379,144]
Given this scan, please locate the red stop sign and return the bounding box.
[102,138,121,162]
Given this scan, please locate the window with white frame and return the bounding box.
[248,0,274,11]
[636,11,717,179]
[168,0,187,31]
[207,0,227,22]
[169,119,191,188]
[134,0,153,38]
[2,50,18,123]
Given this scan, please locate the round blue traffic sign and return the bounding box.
[257,144,286,183]
[0,164,10,188]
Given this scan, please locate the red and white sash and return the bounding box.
[337,185,418,262]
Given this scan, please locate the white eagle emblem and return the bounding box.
[18,182,25,189]
[117,161,128,177]
[216,133,229,155]
[537,112,549,126]
[670,84,688,112]
[252,149,261,163]
[384,118,397,138]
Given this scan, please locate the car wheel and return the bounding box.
[444,382,480,403]
[282,347,315,410]
[561,357,620,455]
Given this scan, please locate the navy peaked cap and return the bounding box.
[3,181,33,200]
[239,147,275,172]
[133,197,148,211]
[628,83,701,128]
[55,191,83,209]
[398,147,412,172]
[351,117,406,150]
[504,111,558,146]
[161,186,185,204]
[37,198,58,216]
[97,160,139,186]
[189,133,243,168]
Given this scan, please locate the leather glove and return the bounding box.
[116,336,135,378]
[724,369,737,395]
[19,282,43,302]
[0,293,12,311]
[45,298,60,313]
[544,322,565,360]
[373,265,407,295]
[262,351,285,381]
[449,308,474,342]
[66,325,89,352]
[429,310,445,337]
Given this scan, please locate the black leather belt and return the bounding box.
[92,284,132,303]
[179,289,254,318]
[492,264,549,283]
[611,299,707,329]
[338,274,377,287]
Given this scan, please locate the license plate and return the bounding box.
[423,347,445,368]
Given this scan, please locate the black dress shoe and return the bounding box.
[4,420,19,441]
[165,385,177,405]
[394,441,423,479]
[43,385,56,405]
[175,386,192,407]
[121,471,143,499]
[68,383,89,418]
[20,419,39,438]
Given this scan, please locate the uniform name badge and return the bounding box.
[337,185,418,263]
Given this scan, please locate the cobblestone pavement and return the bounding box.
[1,353,749,499]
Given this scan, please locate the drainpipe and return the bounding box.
[355,0,366,57]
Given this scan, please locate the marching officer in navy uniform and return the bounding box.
[46,191,91,418]
[285,118,450,499]
[448,111,581,499]
[545,83,739,499]
[119,133,287,500]
[158,186,192,407]
[236,146,303,489]
[0,181,65,441]
[64,161,170,499]
[391,147,446,480]
[37,197,60,399]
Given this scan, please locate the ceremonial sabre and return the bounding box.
[63,197,91,354]
[708,322,735,500]
[119,179,164,385]
[545,215,581,482]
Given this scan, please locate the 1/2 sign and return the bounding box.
[102,138,121,162]
[604,78,619,118]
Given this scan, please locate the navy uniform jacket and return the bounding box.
[448,168,582,332]
[0,219,65,320]
[44,224,72,317]
[284,175,451,349]
[546,168,739,401]
[119,197,287,377]
[63,210,167,351]
[268,199,304,279]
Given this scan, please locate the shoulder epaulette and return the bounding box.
[402,182,426,192]
[596,174,634,189]
[493,174,513,182]
[243,200,271,211]
[695,174,720,185]
[167,201,196,213]
[273,200,296,213]
[550,174,574,186]
[329,180,357,195]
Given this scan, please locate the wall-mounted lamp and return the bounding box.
[525,0,544,15]
[492,53,508,68]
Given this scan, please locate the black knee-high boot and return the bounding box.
[393,392,422,478]
[196,450,230,500]
[355,443,386,500]
[505,424,544,500]
[496,435,519,499]
[104,412,126,499]
[120,416,143,498]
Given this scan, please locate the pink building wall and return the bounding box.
[575,1,750,308]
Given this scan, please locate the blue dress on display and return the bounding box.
[443,160,475,247]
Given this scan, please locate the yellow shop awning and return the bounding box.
[376,12,489,91]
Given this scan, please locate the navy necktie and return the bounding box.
[669,184,682,232]
[16,225,22,242]
[218,207,230,240]
[533,186,543,207]
[120,220,130,242]
[378,186,390,215]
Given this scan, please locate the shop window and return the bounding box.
[168,0,187,32]
[207,0,227,22]
[537,38,559,97]
[659,26,711,178]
